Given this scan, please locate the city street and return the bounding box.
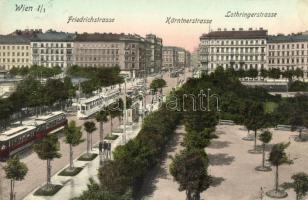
[141,125,308,200]
[0,70,190,200]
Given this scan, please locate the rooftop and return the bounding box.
[33,30,76,42]
[75,33,144,42]
[268,33,308,43]
[200,29,268,40]
[0,35,30,44]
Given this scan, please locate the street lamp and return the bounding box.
[122,77,127,145]
[207,88,211,111]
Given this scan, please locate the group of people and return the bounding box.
[98,141,112,159]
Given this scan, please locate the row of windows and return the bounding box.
[268,43,308,50]
[268,50,308,56]
[33,49,72,54]
[0,45,29,50]
[201,47,265,54]
[209,63,265,70]
[208,55,266,61]
[202,39,266,45]
[76,57,119,61]
[78,63,120,67]
[268,58,308,64]
[1,52,29,56]
[77,43,120,48]
[76,49,119,54]
[1,58,29,63]
[32,43,72,48]
[33,62,66,68]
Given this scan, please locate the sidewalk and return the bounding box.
[23,102,160,200]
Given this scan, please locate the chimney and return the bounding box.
[224,28,227,31]
[259,27,263,30]
[232,28,235,31]
[249,28,253,31]
[217,28,221,31]
[239,28,243,31]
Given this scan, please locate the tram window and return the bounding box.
[1,144,7,150]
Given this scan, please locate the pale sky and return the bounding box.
[0,0,308,51]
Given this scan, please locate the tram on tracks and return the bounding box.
[0,111,67,161]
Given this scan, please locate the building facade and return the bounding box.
[199,28,267,73]
[162,46,190,69]
[31,30,75,70]
[145,34,163,73]
[0,35,31,70]
[74,33,147,73]
[267,33,308,78]
[162,46,178,69]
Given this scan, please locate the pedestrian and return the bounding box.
[107,142,112,159]
[98,142,103,154]
[103,141,108,158]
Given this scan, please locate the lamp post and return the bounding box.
[122,78,127,145]
[207,88,211,111]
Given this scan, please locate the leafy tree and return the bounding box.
[71,178,131,200]
[268,68,281,79]
[95,110,109,143]
[150,78,167,93]
[260,69,268,78]
[170,149,211,200]
[108,102,122,135]
[294,68,304,79]
[183,128,217,150]
[291,172,308,200]
[243,102,266,151]
[84,121,97,154]
[34,134,61,189]
[289,81,308,92]
[268,143,292,194]
[3,156,28,200]
[246,68,258,78]
[64,120,84,170]
[258,130,272,169]
[290,111,305,141]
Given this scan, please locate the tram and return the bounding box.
[0,111,67,160]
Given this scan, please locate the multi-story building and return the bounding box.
[145,34,163,73]
[199,28,267,73]
[191,47,200,68]
[74,33,147,73]
[31,30,75,70]
[0,35,31,70]
[162,46,190,69]
[267,33,308,78]
[162,46,179,69]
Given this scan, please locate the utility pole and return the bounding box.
[122,78,127,145]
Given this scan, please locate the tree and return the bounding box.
[34,134,61,189]
[243,102,266,151]
[258,130,272,170]
[170,149,211,200]
[108,102,121,135]
[268,68,281,79]
[95,110,108,143]
[267,143,291,197]
[3,156,28,200]
[260,69,268,78]
[64,120,84,170]
[84,121,97,154]
[150,78,167,93]
[71,178,126,200]
[290,111,305,141]
[247,68,258,78]
[291,172,308,200]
